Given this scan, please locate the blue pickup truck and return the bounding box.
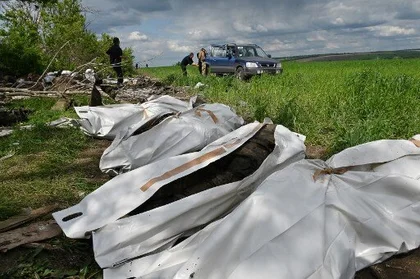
[204,43,282,80]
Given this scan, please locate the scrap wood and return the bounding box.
[0,204,59,233]
[0,88,89,95]
[0,220,62,252]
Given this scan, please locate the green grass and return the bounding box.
[0,95,110,278]
[0,95,109,219]
[141,59,420,154]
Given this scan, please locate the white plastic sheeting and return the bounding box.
[92,124,306,268]
[327,136,420,180]
[53,122,274,239]
[75,95,193,140]
[99,103,244,175]
[103,137,420,279]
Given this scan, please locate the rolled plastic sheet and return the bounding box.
[99,103,244,175]
[93,124,306,268]
[75,95,193,140]
[103,136,420,279]
[53,122,271,239]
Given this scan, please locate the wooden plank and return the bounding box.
[0,220,62,252]
[0,87,88,95]
[0,204,59,233]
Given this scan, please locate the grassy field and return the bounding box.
[141,59,420,154]
[279,49,420,61]
[0,58,419,277]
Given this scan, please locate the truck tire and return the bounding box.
[235,66,245,80]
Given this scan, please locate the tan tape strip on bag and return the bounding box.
[140,123,265,192]
[313,167,349,182]
[195,108,219,124]
[141,147,226,192]
[410,139,420,148]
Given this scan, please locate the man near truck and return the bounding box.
[198,48,207,76]
[180,52,196,76]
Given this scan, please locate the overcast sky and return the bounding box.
[81,0,420,66]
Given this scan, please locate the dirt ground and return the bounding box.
[356,249,420,279]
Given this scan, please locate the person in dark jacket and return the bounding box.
[180,53,195,76]
[106,37,123,86]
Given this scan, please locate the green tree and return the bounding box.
[0,0,135,77]
[40,0,100,69]
[0,0,45,75]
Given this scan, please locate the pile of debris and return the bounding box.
[0,70,190,139]
[0,70,188,104]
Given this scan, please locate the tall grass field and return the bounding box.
[141,59,420,155]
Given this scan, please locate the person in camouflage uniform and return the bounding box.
[198,48,208,76]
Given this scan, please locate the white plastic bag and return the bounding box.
[75,95,192,140]
[53,122,269,239]
[93,124,306,268]
[104,137,420,279]
[99,103,244,174]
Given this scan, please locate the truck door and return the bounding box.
[218,44,236,73]
[207,45,225,73]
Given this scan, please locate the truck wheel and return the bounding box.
[235,67,245,80]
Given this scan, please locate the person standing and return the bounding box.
[106,37,123,87]
[180,52,195,76]
[197,52,202,75]
[198,48,207,76]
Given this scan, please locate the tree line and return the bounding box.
[0,0,135,78]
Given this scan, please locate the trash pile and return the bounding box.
[47,94,420,278]
[0,70,188,104]
[0,72,190,139]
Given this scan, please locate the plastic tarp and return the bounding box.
[104,136,420,279]
[74,95,193,140]
[99,103,244,175]
[92,124,306,268]
[53,122,282,239]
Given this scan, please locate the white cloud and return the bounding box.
[307,31,327,42]
[128,31,148,41]
[232,22,268,33]
[326,42,340,49]
[82,0,420,65]
[167,41,193,53]
[368,25,416,36]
